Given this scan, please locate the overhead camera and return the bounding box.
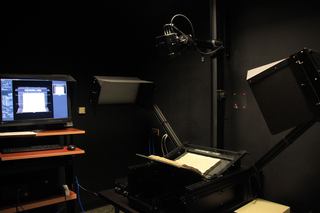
[156,14,224,60]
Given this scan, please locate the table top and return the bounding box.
[98,189,139,213]
[0,146,85,161]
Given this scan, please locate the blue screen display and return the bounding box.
[1,79,69,123]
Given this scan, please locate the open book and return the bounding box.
[137,152,221,177]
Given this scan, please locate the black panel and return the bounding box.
[248,49,320,134]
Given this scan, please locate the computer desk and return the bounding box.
[98,189,139,213]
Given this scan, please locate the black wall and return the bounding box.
[224,1,320,212]
[3,1,320,212]
[3,0,213,210]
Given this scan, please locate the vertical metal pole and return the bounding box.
[210,0,218,148]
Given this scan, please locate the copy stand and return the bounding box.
[249,119,316,177]
[152,102,247,179]
[247,48,320,181]
[152,102,247,181]
[90,52,320,212]
[90,76,251,212]
[129,100,251,213]
[152,104,182,148]
[137,48,320,212]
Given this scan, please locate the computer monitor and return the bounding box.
[0,74,75,131]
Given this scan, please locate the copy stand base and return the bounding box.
[249,119,316,177]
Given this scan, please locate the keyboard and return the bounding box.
[1,144,64,154]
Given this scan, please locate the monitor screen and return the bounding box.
[0,74,75,131]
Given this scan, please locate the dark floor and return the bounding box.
[85,205,123,213]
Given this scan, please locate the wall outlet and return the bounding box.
[152,128,159,136]
[78,107,86,114]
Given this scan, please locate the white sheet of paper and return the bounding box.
[174,152,221,174]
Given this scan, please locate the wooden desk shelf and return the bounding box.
[35,128,85,137]
[0,146,85,161]
[0,128,85,138]
[0,191,77,213]
[0,128,85,213]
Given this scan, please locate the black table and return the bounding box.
[98,189,139,213]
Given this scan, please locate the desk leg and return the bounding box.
[115,207,120,213]
[65,155,76,213]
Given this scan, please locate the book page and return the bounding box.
[147,155,184,168]
[174,152,221,174]
[144,154,202,175]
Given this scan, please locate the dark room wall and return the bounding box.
[73,1,214,208]
[3,0,214,210]
[5,1,320,212]
[224,1,320,212]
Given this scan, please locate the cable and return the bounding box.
[75,176,86,213]
[16,189,30,213]
[74,176,115,213]
[75,175,100,198]
[170,14,195,38]
[152,131,155,155]
[149,130,156,155]
[106,206,115,213]
[152,104,182,147]
[163,14,224,57]
[161,134,169,156]
[56,186,67,213]
[163,24,194,45]
[78,183,99,197]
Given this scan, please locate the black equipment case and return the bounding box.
[127,144,252,213]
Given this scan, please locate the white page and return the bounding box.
[174,152,221,174]
[22,93,47,113]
